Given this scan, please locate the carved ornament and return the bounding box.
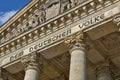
[64,31,86,52]
[96,60,113,77]
[21,52,41,71]
[113,14,120,27]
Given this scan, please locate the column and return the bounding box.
[0,68,12,80]
[0,69,4,80]
[96,60,113,80]
[21,52,40,80]
[64,32,87,80]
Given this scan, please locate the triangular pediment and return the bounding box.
[0,0,86,44]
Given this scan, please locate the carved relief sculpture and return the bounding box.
[60,0,71,13]
[38,5,46,23]
[28,14,39,28]
[17,20,29,34]
[45,0,60,20]
[64,31,86,51]
[11,28,18,38]
[17,24,24,34]
[21,52,40,71]
[70,0,78,7]
[22,20,29,32]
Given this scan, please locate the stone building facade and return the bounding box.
[0,0,120,80]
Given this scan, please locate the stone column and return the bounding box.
[21,53,40,80]
[96,60,113,80]
[64,32,87,80]
[0,68,12,80]
[0,68,3,80]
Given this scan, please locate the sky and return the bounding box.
[0,0,30,26]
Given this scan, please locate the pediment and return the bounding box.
[0,0,67,44]
[0,0,86,45]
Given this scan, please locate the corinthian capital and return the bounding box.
[113,14,120,27]
[96,60,112,77]
[64,31,86,51]
[21,52,41,71]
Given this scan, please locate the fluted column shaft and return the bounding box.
[96,61,113,80]
[21,53,40,80]
[64,32,87,80]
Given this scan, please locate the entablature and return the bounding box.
[0,0,120,67]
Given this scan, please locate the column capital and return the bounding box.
[96,60,113,78]
[64,31,87,52]
[113,14,120,31]
[21,52,41,71]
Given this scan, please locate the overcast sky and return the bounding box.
[0,0,30,26]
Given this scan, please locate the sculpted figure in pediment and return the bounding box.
[70,0,77,7]
[17,20,29,34]
[60,0,71,13]
[38,5,46,23]
[11,28,18,37]
[45,0,60,20]
[17,24,23,34]
[28,14,39,28]
[22,21,29,32]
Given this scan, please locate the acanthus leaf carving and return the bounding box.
[21,52,41,71]
[64,31,87,52]
[96,59,113,78]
